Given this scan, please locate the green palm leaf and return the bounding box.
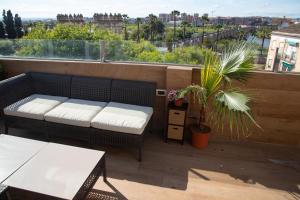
[220,42,256,82]
[212,90,261,137]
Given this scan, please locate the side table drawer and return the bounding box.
[169,109,185,125]
[168,125,184,140]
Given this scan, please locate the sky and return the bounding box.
[1,0,300,19]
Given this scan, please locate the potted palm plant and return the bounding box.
[178,42,260,149]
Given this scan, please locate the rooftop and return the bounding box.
[273,24,300,37]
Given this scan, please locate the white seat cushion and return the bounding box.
[91,102,153,135]
[4,94,68,120]
[45,99,107,127]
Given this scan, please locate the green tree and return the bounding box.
[122,14,129,40]
[142,24,150,40]
[3,10,16,39]
[155,20,165,37]
[0,21,5,38]
[136,18,141,42]
[255,27,271,55]
[14,14,24,38]
[171,10,180,47]
[237,27,246,41]
[181,21,190,39]
[215,24,222,51]
[148,14,157,41]
[201,14,209,46]
[0,40,15,55]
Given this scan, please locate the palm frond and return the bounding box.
[201,49,222,98]
[178,85,206,105]
[220,41,256,82]
[211,90,261,137]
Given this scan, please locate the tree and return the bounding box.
[171,10,180,48]
[122,14,129,40]
[136,18,141,43]
[14,14,24,38]
[215,24,222,51]
[255,27,271,56]
[3,10,16,39]
[148,14,157,41]
[0,21,5,38]
[155,20,165,36]
[201,14,209,46]
[142,24,150,40]
[237,27,246,41]
[181,21,189,39]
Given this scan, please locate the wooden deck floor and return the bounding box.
[2,124,300,200]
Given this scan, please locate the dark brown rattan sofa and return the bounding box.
[0,72,156,161]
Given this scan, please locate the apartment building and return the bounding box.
[265,24,300,72]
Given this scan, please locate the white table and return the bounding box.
[0,135,106,200]
[0,135,47,183]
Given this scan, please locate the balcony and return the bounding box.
[0,57,300,199]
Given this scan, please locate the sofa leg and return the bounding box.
[138,147,142,162]
[45,132,50,142]
[102,157,107,182]
[149,118,154,134]
[89,133,94,149]
[4,123,8,135]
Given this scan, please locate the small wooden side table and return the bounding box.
[165,102,188,145]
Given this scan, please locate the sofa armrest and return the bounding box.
[0,73,33,112]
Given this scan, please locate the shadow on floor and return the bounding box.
[86,181,128,200]
[2,122,300,196]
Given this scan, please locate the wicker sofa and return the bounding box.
[0,72,156,161]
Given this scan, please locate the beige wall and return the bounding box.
[1,59,300,147]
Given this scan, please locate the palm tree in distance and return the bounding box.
[171,10,180,48]
[201,14,209,47]
[255,27,271,56]
[148,14,157,41]
[136,18,141,43]
[181,21,190,39]
[215,24,223,51]
[122,14,129,40]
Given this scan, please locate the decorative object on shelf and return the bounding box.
[178,42,261,149]
[166,102,188,145]
[167,89,184,107]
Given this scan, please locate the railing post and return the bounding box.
[48,40,54,57]
[85,41,90,60]
[99,40,106,62]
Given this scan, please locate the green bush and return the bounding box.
[0,40,15,56]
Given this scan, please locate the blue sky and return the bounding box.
[1,0,299,18]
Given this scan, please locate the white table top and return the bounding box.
[0,135,47,183]
[4,142,105,199]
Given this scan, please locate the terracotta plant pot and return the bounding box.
[190,125,211,149]
[174,98,183,107]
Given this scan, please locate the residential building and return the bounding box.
[158,13,171,23]
[265,24,300,72]
[159,12,200,25]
